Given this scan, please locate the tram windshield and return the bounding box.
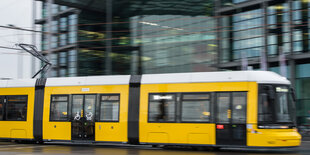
[258,85,296,128]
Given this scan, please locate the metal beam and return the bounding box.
[105,0,112,75]
[217,0,286,15]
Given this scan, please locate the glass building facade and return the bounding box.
[35,0,310,131]
[35,0,216,76]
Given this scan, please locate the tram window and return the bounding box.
[6,96,27,121]
[84,95,96,121]
[72,95,83,120]
[148,94,176,122]
[181,93,211,122]
[232,92,247,124]
[258,94,273,123]
[216,93,230,123]
[50,95,69,121]
[99,95,120,122]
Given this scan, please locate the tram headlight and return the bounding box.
[258,125,289,129]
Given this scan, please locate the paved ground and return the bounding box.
[0,141,309,155]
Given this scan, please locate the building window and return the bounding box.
[52,4,58,14]
[60,34,67,46]
[51,36,58,48]
[232,9,264,60]
[6,96,27,121]
[50,95,68,121]
[68,49,77,77]
[59,68,67,77]
[51,69,58,77]
[59,52,67,66]
[60,5,68,11]
[148,93,176,122]
[99,95,120,122]
[68,14,77,44]
[296,63,310,126]
[51,20,58,33]
[51,53,58,66]
[181,93,211,122]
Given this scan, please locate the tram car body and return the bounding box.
[0,71,301,148]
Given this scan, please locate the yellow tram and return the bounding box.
[0,71,301,148]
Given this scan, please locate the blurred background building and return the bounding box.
[34,0,310,129]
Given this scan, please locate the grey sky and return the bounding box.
[0,0,37,79]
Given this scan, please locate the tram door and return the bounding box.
[71,95,96,141]
[215,92,247,146]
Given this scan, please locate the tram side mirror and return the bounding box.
[290,87,296,102]
[264,85,275,100]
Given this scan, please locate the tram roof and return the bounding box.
[0,79,36,88]
[141,71,290,85]
[45,75,131,87]
[0,71,290,88]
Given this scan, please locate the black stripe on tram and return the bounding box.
[128,75,142,144]
[33,78,46,142]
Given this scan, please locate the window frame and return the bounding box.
[49,94,69,122]
[0,96,4,121]
[215,92,231,124]
[257,84,296,128]
[5,95,28,121]
[98,94,120,122]
[180,92,211,123]
[215,91,247,124]
[231,92,247,124]
[70,93,97,122]
[148,93,177,123]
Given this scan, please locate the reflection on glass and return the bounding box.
[7,96,28,121]
[258,94,273,123]
[182,100,210,122]
[100,95,120,121]
[149,94,175,122]
[50,95,68,121]
[232,92,246,123]
[84,95,96,121]
[72,95,83,119]
[276,86,293,123]
[216,93,230,123]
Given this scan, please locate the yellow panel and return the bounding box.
[147,132,169,143]
[188,133,210,144]
[0,87,35,139]
[11,129,27,138]
[95,122,127,142]
[139,82,250,145]
[141,123,215,144]
[247,124,301,147]
[95,85,128,142]
[43,85,128,142]
[247,82,258,124]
